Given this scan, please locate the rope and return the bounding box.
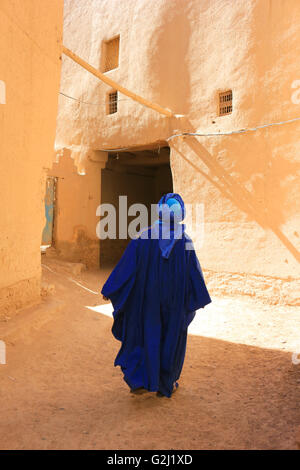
[59,91,131,106]
[166,116,300,141]
[59,91,300,150]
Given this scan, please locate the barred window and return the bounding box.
[107,91,118,114]
[219,90,233,116]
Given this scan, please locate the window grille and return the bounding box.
[107,91,118,114]
[219,90,232,116]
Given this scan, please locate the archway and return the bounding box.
[100,144,173,266]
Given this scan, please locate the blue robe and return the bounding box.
[101,226,212,397]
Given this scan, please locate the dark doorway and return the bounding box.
[100,145,173,266]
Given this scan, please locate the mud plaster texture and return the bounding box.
[53,0,300,306]
[0,0,63,315]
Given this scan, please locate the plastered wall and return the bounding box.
[55,0,300,304]
[48,149,104,268]
[0,0,64,316]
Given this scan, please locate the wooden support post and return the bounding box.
[62,45,173,117]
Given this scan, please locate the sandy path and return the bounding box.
[0,259,300,450]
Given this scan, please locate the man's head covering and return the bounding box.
[156,193,185,259]
[158,193,185,223]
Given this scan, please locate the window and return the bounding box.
[102,36,120,72]
[107,91,118,114]
[219,90,232,116]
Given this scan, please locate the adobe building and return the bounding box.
[51,0,299,305]
[0,0,64,317]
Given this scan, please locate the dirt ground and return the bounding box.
[0,257,300,450]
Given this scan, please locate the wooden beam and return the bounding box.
[62,45,173,117]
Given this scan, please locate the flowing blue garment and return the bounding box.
[101,194,212,397]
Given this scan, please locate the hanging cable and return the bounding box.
[166,116,300,141]
[59,91,131,106]
[59,90,300,150]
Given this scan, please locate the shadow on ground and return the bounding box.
[0,261,299,449]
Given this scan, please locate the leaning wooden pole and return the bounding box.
[62,45,173,117]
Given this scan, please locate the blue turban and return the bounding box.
[158,193,185,222]
[156,193,185,258]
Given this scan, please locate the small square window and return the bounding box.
[102,36,120,72]
[219,90,232,116]
[107,91,118,114]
